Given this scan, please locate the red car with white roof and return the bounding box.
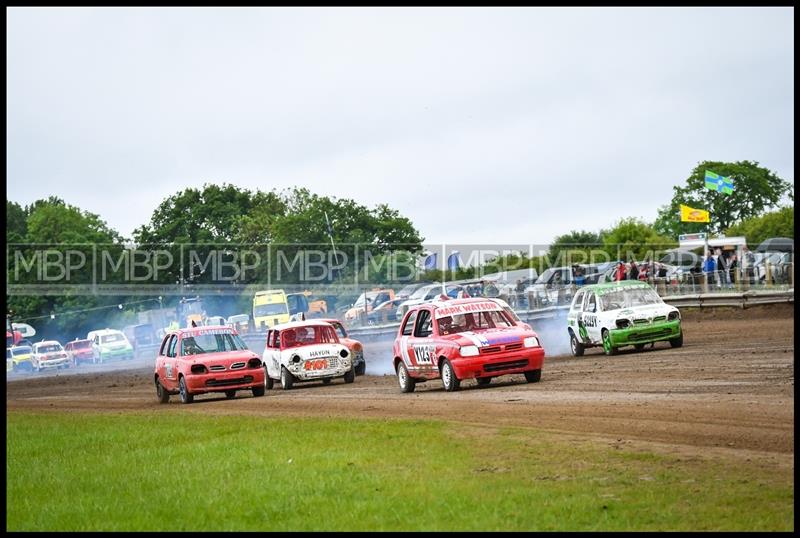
[392,298,545,392]
[154,325,266,404]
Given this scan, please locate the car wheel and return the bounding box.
[440,359,460,392]
[252,385,265,397]
[225,390,236,399]
[570,332,585,357]
[265,371,274,390]
[155,377,170,404]
[601,329,617,356]
[670,332,683,348]
[476,377,492,387]
[280,366,294,390]
[178,376,194,404]
[634,343,646,351]
[524,369,542,383]
[343,366,355,384]
[322,378,332,385]
[355,362,366,376]
[396,361,416,393]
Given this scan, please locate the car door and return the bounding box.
[264,330,281,379]
[583,291,602,344]
[161,335,179,390]
[409,308,437,375]
[569,289,587,342]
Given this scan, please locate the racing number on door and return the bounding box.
[412,345,435,365]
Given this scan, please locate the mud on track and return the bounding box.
[7,304,794,464]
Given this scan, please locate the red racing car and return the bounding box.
[392,297,545,392]
[154,325,266,404]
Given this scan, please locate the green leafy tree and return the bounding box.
[6,201,27,243]
[7,197,130,342]
[725,206,794,246]
[602,218,677,261]
[654,160,792,238]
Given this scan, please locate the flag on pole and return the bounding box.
[704,171,734,194]
[679,204,710,223]
[423,252,438,271]
[447,251,461,271]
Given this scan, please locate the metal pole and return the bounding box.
[324,212,339,282]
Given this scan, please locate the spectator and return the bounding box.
[741,246,756,284]
[484,280,499,298]
[629,261,639,281]
[716,248,730,288]
[702,250,717,287]
[573,265,586,286]
[515,278,526,308]
[614,261,627,282]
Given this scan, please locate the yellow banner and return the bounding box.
[680,204,710,223]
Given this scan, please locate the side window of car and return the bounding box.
[586,293,597,313]
[166,335,178,358]
[572,290,585,311]
[274,331,281,348]
[414,309,433,337]
[158,335,171,356]
[402,311,418,336]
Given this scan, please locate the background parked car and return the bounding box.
[122,323,157,350]
[226,314,251,333]
[366,298,406,325]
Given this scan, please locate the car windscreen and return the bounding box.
[181,331,248,356]
[100,334,125,344]
[37,344,62,354]
[254,303,288,317]
[12,346,32,355]
[437,310,513,335]
[280,326,338,348]
[72,341,92,349]
[599,287,662,311]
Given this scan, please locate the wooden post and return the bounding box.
[765,263,772,288]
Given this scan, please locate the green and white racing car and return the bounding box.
[566,281,682,356]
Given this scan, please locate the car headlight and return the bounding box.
[616,319,631,329]
[668,311,680,321]
[523,337,540,348]
[460,345,479,357]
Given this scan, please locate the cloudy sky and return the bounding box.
[7,7,794,246]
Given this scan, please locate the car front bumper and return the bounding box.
[184,368,266,394]
[452,347,545,380]
[609,320,681,346]
[99,348,134,360]
[38,358,70,369]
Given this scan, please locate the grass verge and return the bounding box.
[6,411,793,531]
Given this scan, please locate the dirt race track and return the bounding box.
[7,304,794,465]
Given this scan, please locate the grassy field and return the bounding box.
[6,411,793,531]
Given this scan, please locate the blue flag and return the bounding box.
[447,251,461,271]
[423,252,437,271]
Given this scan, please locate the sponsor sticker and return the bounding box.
[434,302,502,319]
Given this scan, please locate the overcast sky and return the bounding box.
[6,7,794,246]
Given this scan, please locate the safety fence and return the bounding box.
[342,288,794,341]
